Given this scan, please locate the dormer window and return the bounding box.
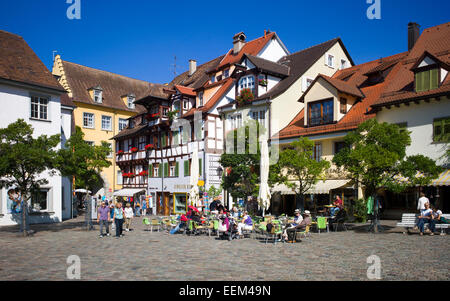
[223,69,230,78]
[93,88,102,103]
[127,95,136,109]
[415,68,439,92]
[340,59,348,70]
[340,98,347,114]
[211,76,216,84]
[308,98,334,126]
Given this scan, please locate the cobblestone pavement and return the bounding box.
[0,215,449,281]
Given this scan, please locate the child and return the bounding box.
[124,202,134,232]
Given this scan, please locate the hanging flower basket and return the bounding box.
[236,88,254,106]
[145,144,154,150]
[130,147,138,153]
[118,150,124,155]
[145,113,160,120]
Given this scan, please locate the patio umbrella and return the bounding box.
[189,146,200,207]
[258,138,271,216]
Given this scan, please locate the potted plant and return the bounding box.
[130,147,138,153]
[258,79,267,87]
[139,170,148,176]
[236,88,254,106]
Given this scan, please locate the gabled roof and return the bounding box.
[214,32,277,71]
[256,38,351,101]
[244,54,290,77]
[174,85,196,97]
[277,52,404,140]
[0,30,64,92]
[409,50,450,71]
[372,22,450,108]
[299,74,364,102]
[59,59,162,113]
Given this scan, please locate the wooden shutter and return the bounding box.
[430,68,439,90]
[184,160,189,176]
[164,162,169,177]
[161,132,166,148]
[158,164,162,178]
[416,72,424,92]
[175,162,179,177]
[149,164,153,178]
[423,70,430,91]
[199,158,202,176]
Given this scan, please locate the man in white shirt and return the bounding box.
[417,192,429,214]
[417,202,435,236]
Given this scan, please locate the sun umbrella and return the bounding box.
[189,146,200,207]
[258,138,271,216]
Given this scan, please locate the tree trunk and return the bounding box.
[22,198,28,237]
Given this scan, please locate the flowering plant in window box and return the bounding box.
[145,144,154,150]
[118,150,124,155]
[139,170,149,176]
[130,147,138,153]
[258,79,267,87]
[236,88,254,106]
[122,172,133,178]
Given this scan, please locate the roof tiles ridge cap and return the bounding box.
[284,37,340,58]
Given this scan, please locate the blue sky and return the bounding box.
[0,0,449,84]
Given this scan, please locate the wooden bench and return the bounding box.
[397,213,450,234]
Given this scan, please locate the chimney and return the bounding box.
[233,32,246,55]
[189,59,197,76]
[408,22,420,51]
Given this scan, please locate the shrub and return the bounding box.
[353,198,368,223]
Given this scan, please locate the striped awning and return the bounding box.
[394,169,450,186]
[272,180,351,195]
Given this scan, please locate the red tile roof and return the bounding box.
[0,30,64,92]
[372,22,450,108]
[174,85,196,97]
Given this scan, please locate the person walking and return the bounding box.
[124,202,134,232]
[142,198,147,216]
[417,192,430,215]
[97,201,110,238]
[113,202,124,238]
[109,201,115,232]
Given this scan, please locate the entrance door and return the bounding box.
[156,193,163,215]
[163,193,170,216]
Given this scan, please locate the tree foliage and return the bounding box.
[0,119,61,235]
[269,137,331,209]
[57,126,111,192]
[333,119,442,197]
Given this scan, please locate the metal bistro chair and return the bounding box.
[316,216,329,233]
[142,217,151,231]
[265,220,283,244]
[294,224,312,241]
[150,218,161,232]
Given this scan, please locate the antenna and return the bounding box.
[171,55,177,76]
[52,50,58,61]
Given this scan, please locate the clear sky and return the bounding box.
[1,0,449,84]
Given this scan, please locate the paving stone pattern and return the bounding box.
[0,216,449,281]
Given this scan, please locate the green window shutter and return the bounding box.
[416,72,424,92]
[149,164,153,178]
[175,162,179,177]
[184,160,189,177]
[164,162,169,177]
[423,69,430,91]
[198,158,202,176]
[158,164,162,178]
[430,68,439,90]
[161,133,166,148]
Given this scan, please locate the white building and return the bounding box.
[0,30,70,226]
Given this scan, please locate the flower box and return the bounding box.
[130,147,138,153]
[258,79,267,87]
[145,144,154,150]
[236,88,254,106]
[139,170,149,176]
[118,150,124,155]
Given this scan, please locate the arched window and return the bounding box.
[238,75,255,94]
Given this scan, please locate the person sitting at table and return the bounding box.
[237,211,253,237]
[231,207,239,218]
[432,206,449,224]
[285,211,312,243]
[282,209,303,241]
[333,195,343,208]
[417,202,435,236]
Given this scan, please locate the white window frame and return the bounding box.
[118,118,128,131]
[101,115,112,131]
[153,165,159,177]
[302,76,315,92]
[117,170,123,185]
[127,95,136,109]
[259,110,266,127]
[93,89,102,103]
[30,95,49,121]
[325,53,335,68]
[83,112,95,129]
[238,75,255,93]
[340,59,348,70]
[30,188,49,212]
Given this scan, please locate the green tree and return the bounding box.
[0,119,60,236]
[220,121,264,206]
[270,137,330,211]
[333,119,441,232]
[57,126,111,229]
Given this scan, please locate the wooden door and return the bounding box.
[163,193,170,216]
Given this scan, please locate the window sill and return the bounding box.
[83,126,95,130]
[29,117,51,123]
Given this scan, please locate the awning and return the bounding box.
[394,169,450,187]
[74,189,91,193]
[113,188,146,197]
[272,179,351,195]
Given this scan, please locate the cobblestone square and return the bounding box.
[0,216,449,281]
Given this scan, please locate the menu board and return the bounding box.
[173,193,188,214]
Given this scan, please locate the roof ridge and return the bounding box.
[62,60,155,85]
[283,37,339,59]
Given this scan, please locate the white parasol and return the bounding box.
[258,138,271,215]
[189,146,200,207]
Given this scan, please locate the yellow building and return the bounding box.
[52,55,155,198]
